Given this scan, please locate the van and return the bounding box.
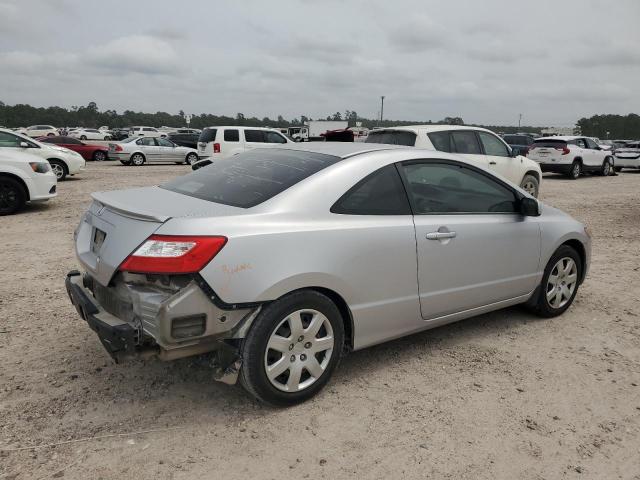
[197,126,291,159]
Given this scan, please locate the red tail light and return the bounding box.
[213,143,221,153]
[115,144,123,152]
[561,147,570,155]
[119,235,227,274]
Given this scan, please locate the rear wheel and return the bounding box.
[103,135,111,140]
[80,135,87,140]
[130,153,145,166]
[519,174,539,197]
[600,158,611,176]
[49,160,67,180]
[567,161,581,180]
[47,132,55,137]
[0,177,26,215]
[240,290,344,406]
[92,150,107,162]
[185,153,198,165]
[527,245,582,318]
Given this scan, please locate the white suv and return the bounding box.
[366,125,542,197]
[527,136,614,179]
[0,129,86,180]
[130,126,167,138]
[0,150,57,215]
[197,126,292,160]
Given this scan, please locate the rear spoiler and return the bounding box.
[91,191,171,223]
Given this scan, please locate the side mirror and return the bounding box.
[509,147,518,157]
[19,141,30,148]
[191,159,212,171]
[520,197,540,216]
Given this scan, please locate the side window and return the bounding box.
[427,131,452,152]
[224,129,240,142]
[244,130,264,142]
[265,131,287,144]
[0,132,22,147]
[400,162,518,214]
[575,139,587,148]
[478,132,509,157]
[331,164,411,215]
[157,138,173,147]
[585,138,598,149]
[137,138,155,146]
[450,131,482,154]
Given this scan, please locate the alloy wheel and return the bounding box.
[131,154,144,166]
[94,151,106,162]
[546,257,578,309]
[571,163,581,179]
[264,309,334,392]
[603,161,611,176]
[522,180,537,196]
[51,163,65,179]
[0,182,18,210]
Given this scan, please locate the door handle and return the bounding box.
[426,231,457,240]
[489,161,497,165]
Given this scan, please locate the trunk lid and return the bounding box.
[528,140,567,163]
[76,186,242,286]
[614,147,640,159]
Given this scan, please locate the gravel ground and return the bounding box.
[1,163,639,480]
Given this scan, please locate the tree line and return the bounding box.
[3,100,636,138]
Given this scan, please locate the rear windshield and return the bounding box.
[198,128,217,143]
[365,130,417,146]
[161,149,341,208]
[532,139,567,148]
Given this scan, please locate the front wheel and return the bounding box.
[80,135,87,140]
[240,290,344,406]
[0,177,27,215]
[600,158,612,176]
[527,245,582,318]
[92,150,107,162]
[49,160,67,180]
[185,153,198,165]
[520,174,539,197]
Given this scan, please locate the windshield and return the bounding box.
[162,149,341,208]
[365,130,417,146]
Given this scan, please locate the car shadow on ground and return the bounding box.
[65,304,540,423]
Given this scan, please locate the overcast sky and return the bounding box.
[1,0,639,126]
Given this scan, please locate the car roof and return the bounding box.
[535,136,581,141]
[369,124,496,134]
[202,125,282,131]
[274,142,406,158]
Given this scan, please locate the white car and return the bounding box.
[24,125,59,138]
[68,128,112,141]
[0,129,86,181]
[0,149,57,215]
[196,126,292,160]
[613,141,640,171]
[129,126,167,138]
[527,136,614,179]
[366,125,543,197]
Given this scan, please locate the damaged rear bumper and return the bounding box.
[65,270,261,383]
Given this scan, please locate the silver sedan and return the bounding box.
[108,136,199,166]
[66,143,591,405]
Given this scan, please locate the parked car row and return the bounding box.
[527,136,614,179]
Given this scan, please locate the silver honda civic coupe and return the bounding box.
[66,143,591,405]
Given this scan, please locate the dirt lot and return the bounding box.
[1,162,639,479]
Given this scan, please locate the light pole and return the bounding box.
[518,113,522,129]
[380,96,385,124]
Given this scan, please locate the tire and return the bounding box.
[0,176,27,216]
[49,160,67,180]
[600,158,612,176]
[185,153,198,165]
[130,153,145,166]
[47,133,55,136]
[567,160,581,180]
[240,290,345,406]
[103,136,111,141]
[80,135,87,140]
[92,150,107,162]
[527,245,582,318]
[519,174,539,197]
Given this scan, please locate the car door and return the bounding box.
[477,131,520,184]
[156,137,179,162]
[398,160,541,320]
[136,137,159,162]
[243,129,265,152]
[449,130,491,171]
[584,137,604,168]
[264,131,289,146]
